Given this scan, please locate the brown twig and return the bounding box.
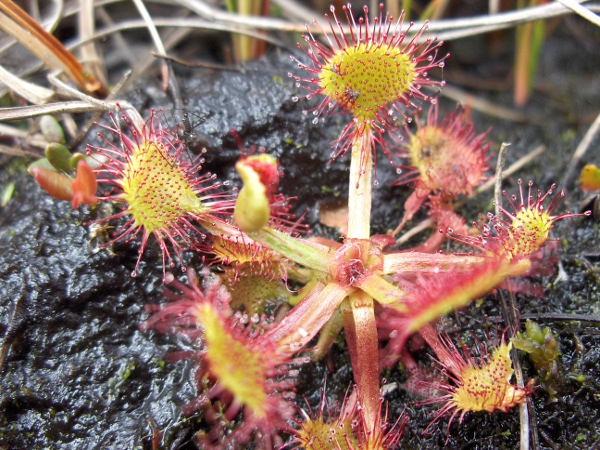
[70,70,133,150]
[521,313,600,323]
[494,143,510,216]
[152,52,243,72]
[476,145,546,194]
[494,142,534,450]
[0,0,107,96]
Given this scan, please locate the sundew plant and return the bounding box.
[14,2,596,449]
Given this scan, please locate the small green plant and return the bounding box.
[28,115,99,210]
[512,319,561,397]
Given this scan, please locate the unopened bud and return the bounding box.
[234,154,278,232]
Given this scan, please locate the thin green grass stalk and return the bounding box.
[529,18,546,90]
[420,0,450,22]
[402,0,412,20]
[514,0,546,106]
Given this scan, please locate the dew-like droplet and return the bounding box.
[289,341,302,351]
[396,168,402,174]
[298,327,309,337]
[312,118,318,124]
[164,272,175,283]
[292,96,299,102]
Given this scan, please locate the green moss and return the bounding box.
[152,357,165,369]
[512,320,560,396]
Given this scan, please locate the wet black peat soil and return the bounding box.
[1,13,599,450]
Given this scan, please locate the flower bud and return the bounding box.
[234,154,278,232]
[580,164,600,192]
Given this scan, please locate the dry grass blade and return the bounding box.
[0,63,53,103]
[0,123,46,149]
[440,85,535,123]
[556,0,600,26]
[0,101,114,121]
[0,143,39,157]
[476,145,547,194]
[395,218,434,246]
[131,0,169,90]
[494,143,510,216]
[175,0,598,37]
[0,0,106,96]
[78,0,108,90]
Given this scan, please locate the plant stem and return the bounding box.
[253,227,334,272]
[343,291,380,430]
[347,129,372,239]
[344,128,380,430]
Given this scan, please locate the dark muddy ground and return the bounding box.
[1,9,599,450]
